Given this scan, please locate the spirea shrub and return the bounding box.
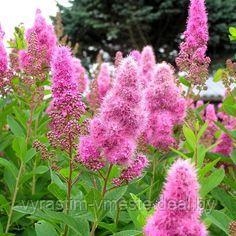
[0,0,235,235]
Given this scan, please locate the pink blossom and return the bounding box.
[176,0,210,85]
[73,58,87,94]
[77,136,105,170]
[144,159,207,236]
[0,25,7,76]
[130,50,141,62]
[214,133,233,156]
[48,46,85,151]
[213,104,236,156]
[140,46,156,88]
[87,63,111,111]
[113,154,149,186]
[114,51,123,68]
[80,57,146,166]
[144,62,186,150]
[97,63,111,100]
[0,25,12,93]
[203,104,217,144]
[19,9,57,76]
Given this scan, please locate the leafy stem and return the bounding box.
[90,164,113,236]
[5,161,24,233]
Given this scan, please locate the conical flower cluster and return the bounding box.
[87,63,112,111]
[0,25,12,93]
[73,58,87,94]
[139,46,156,89]
[0,25,7,77]
[79,57,147,169]
[144,62,186,150]
[213,104,236,156]
[19,9,57,76]
[48,46,85,151]
[203,104,217,146]
[144,159,207,236]
[176,0,210,85]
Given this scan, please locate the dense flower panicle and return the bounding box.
[140,46,156,88]
[0,25,13,93]
[77,136,105,170]
[79,57,146,167]
[203,104,217,145]
[196,100,204,109]
[214,133,233,156]
[19,9,57,76]
[144,62,186,150]
[213,104,236,156]
[0,25,7,76]
[114,51,123,67]
[130,50,141,62]
[176,0,211,85]
[73,58,87,94]
[87,63,112,111]
[113,154,149,186]
[97,63,111,100]
[48,46,85,151]
[144,159,207,236]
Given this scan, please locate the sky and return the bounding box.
[0,0,70,40]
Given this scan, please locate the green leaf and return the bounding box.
[48,183,66,201]
[197,145,206,169]
[170,147,188,159]
[105,185,127,203]
[200,168,225,197]
[179,76,190,87]
[198,158,220,179]
[231,149,236,165]
[113,230,142,236]
[207,210,232,234]
[211,188,236,217]
[35,220,58,236]
[197,123,208,141]
[183,125,196,151]
[7,115,25,137]
[98,222,116,233]
[222,94,236,117]
[12,136,27,160]
[24,148,36,163]
[85,188,102,219]
[229,27,236,37]
[129,193,148,227]
[34,166,49,174]
[213,69,223,82]
[0,194,9,213]
[0,158,17,178]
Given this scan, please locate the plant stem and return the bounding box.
[31,159,37,195]
[149,157,157,201]
[194,144,198,167]
[5,162,24,233]
[102,164,113,197]
[63,137,73,236]
[90,164,113,236]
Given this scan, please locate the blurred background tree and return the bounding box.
[55,0,236,65]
